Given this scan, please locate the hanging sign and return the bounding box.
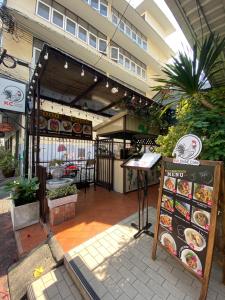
[0,77,26,113]
[0,122,14,132]
[33,110,92,140]
[152,136,222,300]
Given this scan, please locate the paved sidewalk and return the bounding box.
[65,208,225,300]
[0,197,18,300]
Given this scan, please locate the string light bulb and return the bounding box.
[30,86,33,90]
[106,81,109,88]
[44,52,48,60]
[94,75,98,82]
[81,67,85,77]
[139,98,142,104]
[64,61,68,69]
[131,95,135,100]
[29,91,32,95]
[35,72,38,77]
[32,79,35,83]
[124,91,127,97]
[38,63,42,68]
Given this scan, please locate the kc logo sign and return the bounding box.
[0,77,26,113]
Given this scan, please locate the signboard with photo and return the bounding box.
[34,110,92,140]
[152,157,222,300]
[0,77,26,113]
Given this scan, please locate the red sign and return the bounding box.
[0,122,14,132]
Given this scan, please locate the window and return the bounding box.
[142,40,147,50]
[125,57,130,70]
[137,35,142,46]
[136,65,141,76]
[119,20,125,32]
[132,31,136,42]
[125,25,131,37]
[36,1,50,21]
[100,2,108,17]
[98,38,107,53]
[89,33,97,48]
[110,47,119,61]
[32,47,41,66]
[52,9,64,28]
[119,53,124,65]
[91,0,99,10]
[66,18,76,36]
[112,14,118,25]
[142,69,146,79]
[78,25,88,43]
[131,61,136,73]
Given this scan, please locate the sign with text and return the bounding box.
[152,158,222,300]
[35,110,92,140]
[0,77,26,113]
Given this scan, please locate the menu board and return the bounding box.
[33,110,92,140]
[124,153,161,170]
[152,158,222,300]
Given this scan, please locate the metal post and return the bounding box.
[36,80,41,173]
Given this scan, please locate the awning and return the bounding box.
[29,45,153,117]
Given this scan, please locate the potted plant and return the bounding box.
[0,150,18,178]
[6,177,40,230]
[47,184,78,226]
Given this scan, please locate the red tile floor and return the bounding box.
[18,185,159,254]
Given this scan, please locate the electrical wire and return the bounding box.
[93,0,132,67]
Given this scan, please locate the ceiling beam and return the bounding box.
[97,98,123,113]
[70,79,103,105]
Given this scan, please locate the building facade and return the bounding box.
[0,0,175,160]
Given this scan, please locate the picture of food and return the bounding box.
[193,183,213,206]
[192,208,210,230]
[48,119,60,132]
[177,179,192,197]
[161,195,174,212]
[160,232,176,255]
[175,200,190,220]
[160,214,172,229]
[83,125,92,135]
[62,121,72,132]
[163,176,176,192]
[72,123,82,133]
[184,228,206,251]
[39,116,47,130]
[181,249,202,276]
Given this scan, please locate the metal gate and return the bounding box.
[96,138,114,191]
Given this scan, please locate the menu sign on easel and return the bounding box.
[152,135,222,300]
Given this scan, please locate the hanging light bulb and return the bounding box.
[145,101,148,106]
[94,75,98,82]
[132,95,135,100]
[106,81,109,88]
[38,63,42,68]
[44,52,48,60]
[35,72,38,77]
[64,61,68,69]
[32,79,35,83]
[30,86,33,90]
[81,67,85,77]
[139,98,142,104]
[29,91,32,95]
[124,91,127,97]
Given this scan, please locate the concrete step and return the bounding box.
[27,265,83,300]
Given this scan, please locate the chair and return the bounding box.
[81,159,96,193]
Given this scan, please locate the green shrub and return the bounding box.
[0,149,18,177]
[6,177,39,207]
[47,184,78,200]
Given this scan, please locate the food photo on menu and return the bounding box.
[61,120,72,132]
[161,194,174,212]
[163,176,176,192]
[193,183,213,206]
[160,211,173,231]
[180,248,202,276]
[72,122,83,134]
[183,228,206,252]
[177,179,192,198]
[191,206,210,231]
[160,231,177,255]
[48,118,60,132]
[175,199,191,221]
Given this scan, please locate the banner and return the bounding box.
[0,77,26,113]
[36,110,92,140]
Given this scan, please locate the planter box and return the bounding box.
[11,201,40,231]
[48,194,77,226]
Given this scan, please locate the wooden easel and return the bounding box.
[152,158,223,300]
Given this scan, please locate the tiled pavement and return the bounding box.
[0,197,18,300]
[30,208,225,300]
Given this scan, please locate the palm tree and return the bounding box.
[155,33,225,111]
